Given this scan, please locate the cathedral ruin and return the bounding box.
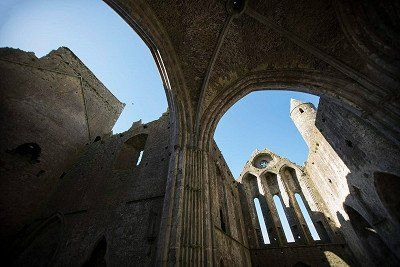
[1,0,400,266]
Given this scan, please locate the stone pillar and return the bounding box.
[242,176,264,248]
[279,170,314,244]
[258,175,286,246]
[178,148,212,266]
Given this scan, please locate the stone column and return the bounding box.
[279,171,313,244]
[157,147,213,266]
[242,177,264,248]
[258,175,286,246]
[178,148,212,266]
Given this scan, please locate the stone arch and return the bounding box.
[261,172,279,195]
[103,0,192,146]
[279,165,301,192]
[374,171,400,222]
[259,169,278,179]
[334,0,400,79]
[113,133,148,170]
[100,2,194,263]
[199,69,398,150]
[252,153,273,169]
[241,173,259,195]
[200,69,361,149]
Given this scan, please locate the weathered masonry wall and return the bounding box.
[9,112,172,266]
[292,98,400,266]
[250,244,350,267]
[209,141,251,266]
[237,149,354,266]
[96,0,399,265]
[0,47,124,250]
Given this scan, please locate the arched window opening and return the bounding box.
[220,209,227,233]
[83,236,107,267]
[243,173,260,196]
[113,133,147,170]
[374,172,400,222]
[214,91,319,179]
[273,195,295,242]
[294,193,320,241]
[216,163,230,234]
[136,150,144,165]
[253,198,270,244]
[252,153,273,169]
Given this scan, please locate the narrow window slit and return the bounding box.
[273,195,295,242]
[295,193,320,240]
[253,198,270,244]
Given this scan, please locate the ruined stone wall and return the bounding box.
[0,47,124,249]
[209,141,252,266]
[9,113,172,266]
[294,97,400,265]
[235,149,353,266]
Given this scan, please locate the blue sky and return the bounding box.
[215,91,318,177]
[0,0,167,133]
[0,0,319,241]
[0,0,319,175]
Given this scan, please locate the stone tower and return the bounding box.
[289,99,318,148]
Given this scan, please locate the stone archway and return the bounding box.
[100,2,194,264]
[199,69,398,150]
[103,0,192,147]
[93,1,400,265]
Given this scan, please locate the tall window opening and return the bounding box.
[253,198,270,244]
[113,133,147,170]
[295,193,320,240]
[216,164,230,234]
[220,209,227,233]
[136,150,144,165]
[273,195,295,242]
